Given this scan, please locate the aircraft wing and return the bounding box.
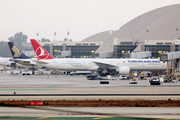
[31,60,49,64]
[92,61,117,69]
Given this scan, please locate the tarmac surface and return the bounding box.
[0,73,180,100]
[1,72,180,119]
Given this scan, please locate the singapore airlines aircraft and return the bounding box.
[30,39,167,75]
[6,42,42,69]
[0,57,16,67]
[0,57,30,68]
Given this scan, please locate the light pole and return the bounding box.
[176,27,180,72]
[176,27,179,39]
[54,32,56,42]
[37,33,39,41]
[146,28,149,40]
[67,31,69,41]
[108,31,113,49]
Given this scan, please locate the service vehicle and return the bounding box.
[146,72,152,77]
[119,75,127,80]
[129,80,137,84]
[149,78,160,85]
[21,72,31,75]
[70,71,91,76]
[86,75,98,80]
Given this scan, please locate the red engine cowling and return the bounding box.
[116,66,130,75]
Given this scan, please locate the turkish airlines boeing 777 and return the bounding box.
[30,39,167,75]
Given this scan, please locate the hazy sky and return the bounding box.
[0,0,180,42]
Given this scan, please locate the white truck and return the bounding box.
[70,71,91,76]
[10,70,20,75]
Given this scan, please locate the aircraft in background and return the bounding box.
[0,57,16,67]
[0,57,28,68]
[7,42,42,69]
[30,39,167,75]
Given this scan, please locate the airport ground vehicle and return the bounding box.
[129,80,137,84]
[119,75,127,80]
[149,78,160,85]
[146,72,152,77]
[86,75,98,80]
[10,70,20,75]
[21,72,31,75]
[133,72,138,77]
[70,71,91,76]
[86,75,105,80]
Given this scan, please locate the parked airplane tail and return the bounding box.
[7,42,30,59]
[30,39,54,60]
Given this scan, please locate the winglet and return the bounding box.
[7,42,30,59]
[30,39,54,60]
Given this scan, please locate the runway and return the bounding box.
[0,107,180,119]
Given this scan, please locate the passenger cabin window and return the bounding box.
[165,42,172,45]
[76,43,81,45]
[83,43,88,46]
[90,43,96,46]
[120,42,133,45]
[156,42,163,45]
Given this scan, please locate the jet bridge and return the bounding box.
[122,51,152,58]
[130,51,152,59]
[160,52,180,71]
[98,52,113,58]
[54,51,71,58]
[160,52,180,61]
[160,51,180,81]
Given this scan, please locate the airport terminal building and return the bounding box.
[38,4,180,71]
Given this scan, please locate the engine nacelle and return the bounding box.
[116,66,130,75]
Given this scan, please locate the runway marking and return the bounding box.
[0,89,57,91]
[147,89,152,90]
[93,116,112,119]
[155,118,173,120]
[37,116,53,119]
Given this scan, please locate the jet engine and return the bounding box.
[116,66,130,75]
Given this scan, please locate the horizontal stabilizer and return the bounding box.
[10,58,24,63]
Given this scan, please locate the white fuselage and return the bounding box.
[10,58,42,69]
[0,57,42,69]
[0,57,26,67]
[0,57,12,67]
[30,58,167,72]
